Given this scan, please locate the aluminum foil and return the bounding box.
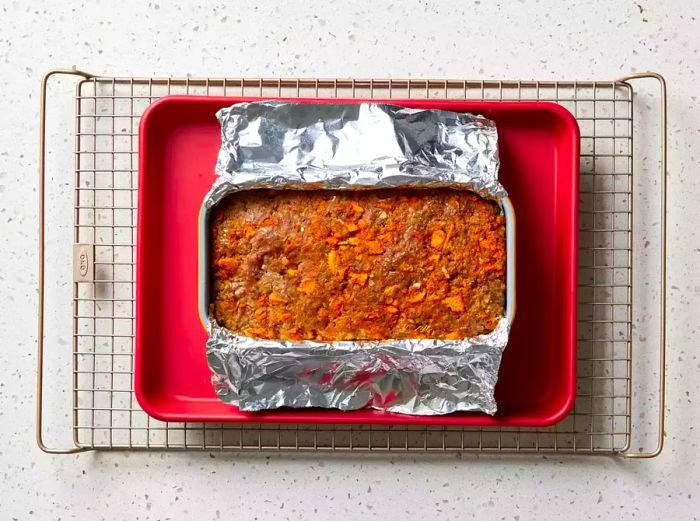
[204,101,510,415]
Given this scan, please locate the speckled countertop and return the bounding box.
[1,0,699,519]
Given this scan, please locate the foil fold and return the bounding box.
[205,101,510,415]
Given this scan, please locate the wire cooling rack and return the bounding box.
[37,71,666,456]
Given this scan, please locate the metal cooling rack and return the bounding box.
[37,70,667,457]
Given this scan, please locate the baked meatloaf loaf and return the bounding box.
[211,188,506,341]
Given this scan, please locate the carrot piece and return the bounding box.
[443,295,465,312]
[327,250,338,270]
[297,279,317,295]
[214,257,237,275]
[330,297,344,317]
[366,240,384,254]
[349,272,369,286]
[442,223,455,249]
[431,229,446,249]
[350,201,364,215]
[242,224,256,239]
[269,294,288,305]
[407,289,426,303]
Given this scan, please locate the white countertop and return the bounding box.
[1,0,699,518]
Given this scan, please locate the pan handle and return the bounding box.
[37,69,94,454]
[615,72,667,459]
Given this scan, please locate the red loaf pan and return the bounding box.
[135,96,579,427]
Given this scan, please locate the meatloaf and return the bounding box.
[211,188,506,341]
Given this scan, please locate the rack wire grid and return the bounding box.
[37,71,667,456]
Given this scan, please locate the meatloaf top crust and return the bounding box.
[211,188,506,341]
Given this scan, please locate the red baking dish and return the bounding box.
[135,96,579,426]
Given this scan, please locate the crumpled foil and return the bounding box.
[204,101,510,415]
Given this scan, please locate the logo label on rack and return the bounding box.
[73,244,94,282]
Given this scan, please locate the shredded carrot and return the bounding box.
[297,279,317,295]
[443,295,465,313]
[366,240,384,254]
[269,294,288,305]
[431,229,446,249]
[349,272,369,286]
